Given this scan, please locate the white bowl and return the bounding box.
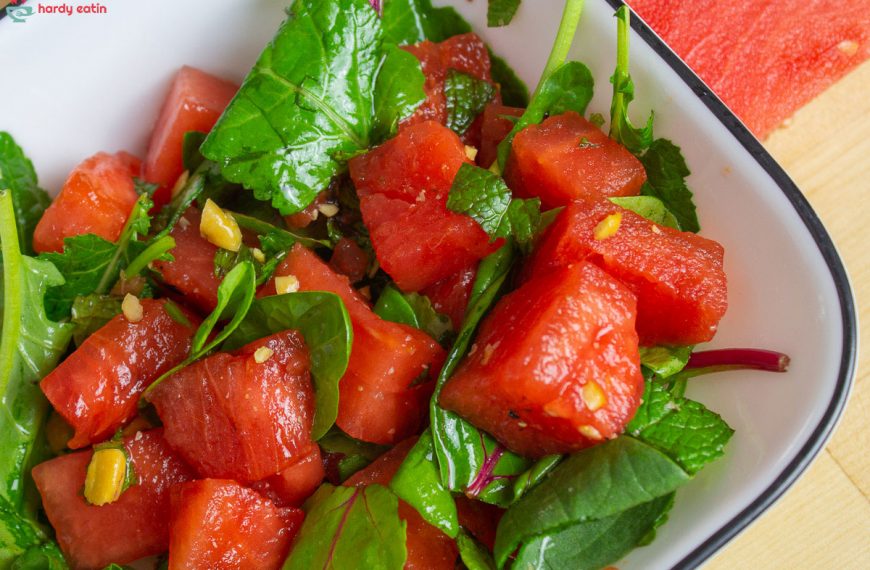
[0,1,857,568]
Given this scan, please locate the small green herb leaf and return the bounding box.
[610,196,680,230]
[318,428,389,483]
[445,70,495,136]
[0,132,52,255]
[609,6,654,155]
[70,294,123,346]
[639,139,699,232]
[457,531,497,570]
[181,131,208,172]
[374,285,453,345]
[638,345,693,378]
[487,0,521,28]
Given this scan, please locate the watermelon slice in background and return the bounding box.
[628,0,870,138]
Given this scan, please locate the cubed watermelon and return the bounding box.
[420,261,477,329]
[478,103,524,168]
[252,444,325,507]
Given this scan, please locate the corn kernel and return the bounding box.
[122,293,143,323]
[317,203,339,218]
[84,448,128,506]
[275,275,300,295]
[593,213,622,240]
[581,381,607,412]
[838,40,859,56]
[200,198,242,252]
[578,425,603,440]
[170,170,190,198]
[254,347,274,363]
[251,247,266,263]
[464,145,478,161]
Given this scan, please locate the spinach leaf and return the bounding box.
[283,484,406,569]
[487,0,521,28]
[627,378,734,475]
[457,531,497,570]
[222,292,352,439]
[319,429,389,483]
[511,454,562,503]
[390,430,458,537]
[488,50,529,108]
[181,131,208,172]
[373,45,427,142]
[609,196,680,230]
[374,285,452,345]
[639,139,699,232]
[381,0,471,45]
[493,437,690,567]
[70,294,123,346]
[638,345,693,378]
[447,163,541,247]
[609,6,654,155]
[6,541,67,569]
[496,61,594,170]
[445,70,495,136]
[0,190,73,565]
[512,493,674,570]
[0,133,51,256]
[202,0,425,215]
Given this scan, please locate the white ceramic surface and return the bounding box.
[0,1,856,568]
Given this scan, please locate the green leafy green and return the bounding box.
[447,163,541,247]
[8,541,67,569]
[639,139,699,232]
[511,454,562,503]
[124,235,175,279]
[222,292,353,440]
[202,0,425,215]
[610,196,680,230]
[609,5,654,155]
[390,430,458,537]
[374,285,452,345]
[283,484,406,569]
[457,531,497,570]
[638,345,693,378]
[318,429,389,483]
[493,437,690,567]
[151,161,219,238]
[445,70,495,136]
[181,131,208,172]
[70,294,123,346]
[373,45,427,142]
[627,379,734,475]
[487,0,521,27]
[381,0,471,45]
[488,50,529,108]
[0,133,51,256]
[0,190,73,566]
[496,61,594,169]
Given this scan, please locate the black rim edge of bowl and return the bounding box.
[602,0,858,568]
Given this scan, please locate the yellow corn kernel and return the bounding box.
[317,203,340,218]
[275,275,300,295]
[578,425,603,440]
[200,199,242,252]
[254,347,274,363]
[84,448,128,506]
[251,247,266,263]
[581,381,607,412]
[593,213,622,240]
[121,293,143,323]
[464,145,478,161]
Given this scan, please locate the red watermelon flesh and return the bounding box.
[32,429,194,570]
[627,0,870,138]
[40,299,200,449]
[168,479,303,570]
[420,260,478,330]
[252,444,325,507]
[151,330,315,483]
[478,103,524,168]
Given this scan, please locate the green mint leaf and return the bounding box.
[493,437,690,567]
[373,45,427,143]
[639,138,700,232]
[390,430,459,537]
[488,49,529,107]
[132,177,159,197]
[445,70,495,136]
[202,0,424,215]
[627,379,734,475]
[496,61,595,169]
[222,291,352,439]
[610,196,681,230]
[284,484,407,569]
[638,345,693,378]
[181,131,208,172]
[457,531,497,570]
[0,133,51,256]
[374,285,453,345]
[70,294,123,346]
[487,0,521,27]
[609,6,654,155]
[381,0,471,45]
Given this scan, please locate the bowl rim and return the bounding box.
[603,0,858,567]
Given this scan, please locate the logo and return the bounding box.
[6,5,34,23]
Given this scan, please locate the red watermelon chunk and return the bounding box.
[440,262,644,458]
[144,66,238,206]
[41,299,200,449]
[349,121,499,292]
[628,0,870,138]
[33,151,142,254]
[526,200,728,346]
[252,444,325,507]
[151,330,315,482]
[32,429,194,570]
[168,479,303,570]
[478,103,524,168]
[420,260,477,329]
[262,244,445,444]
[504,111,647,209]
[152,208,222,314]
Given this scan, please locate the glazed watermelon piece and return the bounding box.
[144,66,238,206]
[440,262,644,457]
[628,0,870,138]
[168,479,303,570]
[504,111,647,209]
[151,330,315,482]
[32,429,194,569]
[420,261,477,329]
[262,244,444,444]
[253,444,325,507]
[401,32,494,127]
[478,103,524,168]
[32,151,142,253]
[152,208,221,313]
[526,200,728,345]
[349,121,498,291]
[41,299,199,449]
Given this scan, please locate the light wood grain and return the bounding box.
[706,59,870,568]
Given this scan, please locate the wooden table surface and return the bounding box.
[704,60,870,568]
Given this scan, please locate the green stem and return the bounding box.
[534,0,586,98]
[124,235,176,278]
[0,190,23,396]
[609,5,630,137]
